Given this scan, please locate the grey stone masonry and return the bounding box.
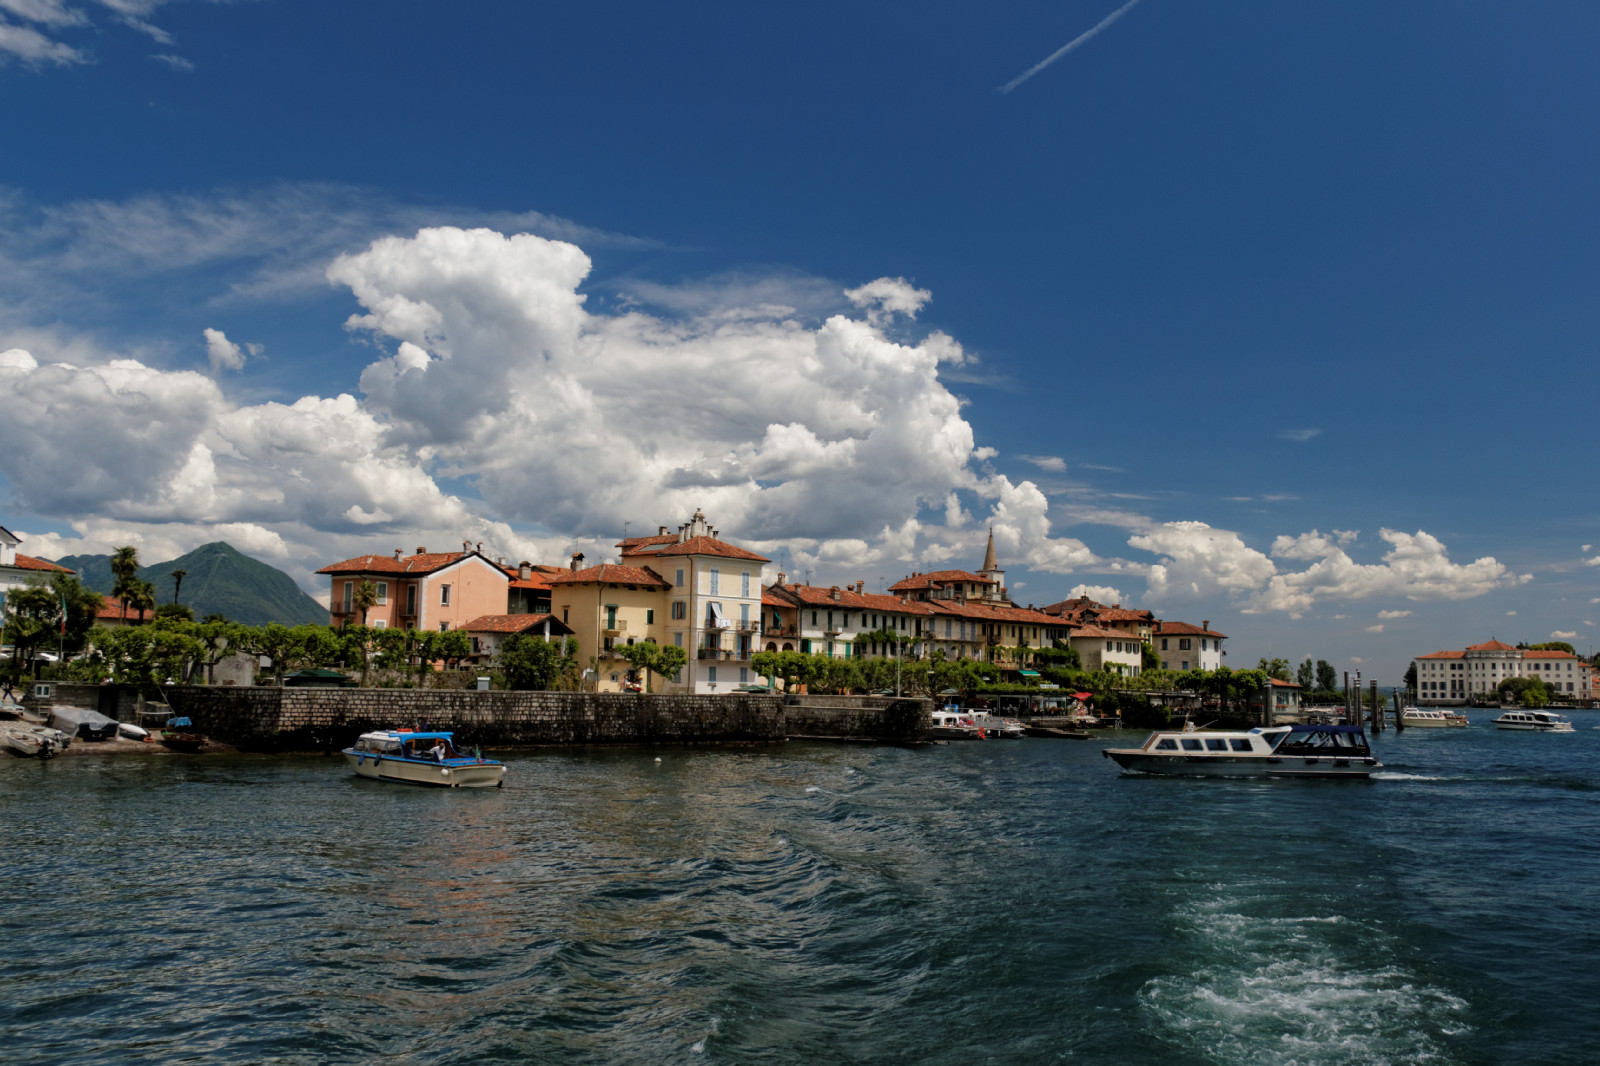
[161,689,935,752]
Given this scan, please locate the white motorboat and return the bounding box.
[965,710,1025,738]
[118,721,150,741]
[928,708,985,739]
[1103,723,1380,778]
[1491,710,1575,732]
[5,727,60,758]
[343,730,507,787]
[1401,707,1468,729]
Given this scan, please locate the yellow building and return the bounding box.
[545,558,673,692]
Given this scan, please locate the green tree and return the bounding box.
[1141,642,1162,673]
[155,603,195,623]
[496,633,580,690]
[615,640,659,690]
[653,643,688,686]
[1296,657,1315,690]
[1402,662,1418,694]
[126,580,158,625]
[351,580,379,627]
[88,623,205,691]
[1,572,105,680]
[170,568,187,605]
[109,545,140,625]
[1256,657,1292,682]
[434,629,472,673]
[1315,659,1338,692]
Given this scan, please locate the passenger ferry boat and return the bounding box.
[1490,710,1575,732]
[1102,723,1380,778]
[928,708,985,740]
[343,729,508,787]
[1401,707,1468,728]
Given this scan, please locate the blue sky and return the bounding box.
[2,0,1597,680]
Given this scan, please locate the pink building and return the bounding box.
[317,544,514,632]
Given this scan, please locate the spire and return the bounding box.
[981,527,997,574]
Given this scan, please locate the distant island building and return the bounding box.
[1412,639,1594,705]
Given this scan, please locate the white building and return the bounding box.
[1151,619,1227,672]
[1069,624,1145,676]
[1413,639,1593,704]
[0,526,74,615]
[619,509,769,694]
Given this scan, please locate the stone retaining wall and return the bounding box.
[161,688,933,751]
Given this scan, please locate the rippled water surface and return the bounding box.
[4,711,1599,1064]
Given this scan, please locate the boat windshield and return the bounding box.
[1277,726,1370,754]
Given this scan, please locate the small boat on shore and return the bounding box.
[5,727,60,758]
[1401,707,1468,729]
[344,730,507,787]
[49,706,120,741]
[1102,723,1380,778]
[160,716,206,752]
[1491,710,1575,732]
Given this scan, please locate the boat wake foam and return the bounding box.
[1139,885,1469,1065]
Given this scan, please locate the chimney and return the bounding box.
[775,571,787,587]
[519,561,532,581]
[463,540,471,552]
[1202,620,1210,633]
[570,552,584,572]
[831,586,841,602]
[476,541,483,553]
[659,526,668,536]
[416,546,426,555]
[393,548,402,560]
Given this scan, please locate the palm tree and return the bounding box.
[353,580,379,627]
[110,545,140,625]
[171,568,187,605]
[127,581,158,625]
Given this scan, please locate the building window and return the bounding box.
[674,632,683,648]
[740,667,749,683]
[441,584,451,606]
[342,582,353,613]
[676,568,684,587]
[741,571,750,597]
[672,601,686,620]
[406,586,416,615]
[1179,638,1191,651]
[562,607,569,624]
[375,582,388,605]
[439,622,449,632]
[1181,661,1189,670]
[374,619,387,630]
[646,609,655,625]
[710,568,720,594]
[708,667,717,684]
[1160,638,1167,650]
[740,603,750,624]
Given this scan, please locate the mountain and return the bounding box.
[51,542,328,627]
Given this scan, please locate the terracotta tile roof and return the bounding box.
[1153,620,1227,638]
[640,536,769,563]
[318,551,487,576]
[545,564,671,588]
[1524,649,1582,660]
[1095,607,1155,622]
[11,553,73,574]
[1465,639,1518,652]
[889,570,995,591]
[1040,596,1101,614]
[461,613,574,635]
[1269,679,1302,688]
[769,584,934,614]
[617,533,679,552]
[1416,650,1465,660]
[1069,624,1140,640]
[96,595,155,622]
[508,577,553,591]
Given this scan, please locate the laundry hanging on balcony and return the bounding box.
[708,602,733,629]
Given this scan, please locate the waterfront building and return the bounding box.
[318,544,513,633]
[544,557,673,691]
[460,612,575,664]
[1151,619,1227,671]
[1066,625,1146,676]
[764,577,934,660]
[617,509,769,694]
[0,525,73,614]
[1412,639,1594,705]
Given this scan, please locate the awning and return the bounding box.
[1072,692,1094,700]
[1018,669,1040,677]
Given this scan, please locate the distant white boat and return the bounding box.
[343,730,506,787]
[1401,707,1467,729]
[4,727,59,758]
[1492,710,1574,732]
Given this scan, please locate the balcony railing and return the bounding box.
[730,620,761,633]
[697,647,752,662]
[603,620,628,636]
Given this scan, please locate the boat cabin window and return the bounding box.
[1181,738,1203,751]
[1228,738,1253,752]
[1204,738,1228,751]
[1155,739,1179,750]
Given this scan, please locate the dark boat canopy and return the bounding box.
[1287,724,1365,734]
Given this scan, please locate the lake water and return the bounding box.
[3,711,1597,1064]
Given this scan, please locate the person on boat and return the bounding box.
[428,741,447,762]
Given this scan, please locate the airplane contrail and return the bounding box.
[997,0,1146,95]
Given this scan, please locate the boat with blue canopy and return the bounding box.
[343,729,507,788]
[1102,722,1380,778]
